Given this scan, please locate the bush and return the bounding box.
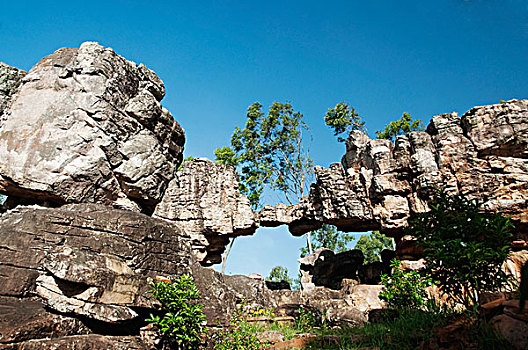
[295,305,322,332]
[410,191,514,308]
[212,304,266,350]
[146,275,206,349]
[379,259,433,310]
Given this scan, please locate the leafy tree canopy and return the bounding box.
[355,231,394,264]
[325,102,366,142]
[375,112,424,141]
[411,191,513,308]
[215,101,313,210]
[266,265,292,284]
[300,224,355,257]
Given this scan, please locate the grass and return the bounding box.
[305,309,451,350]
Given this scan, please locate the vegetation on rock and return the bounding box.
[215,101,313,209]
[375,112,424,141]
[411,191,514,308]
[324,102,366,142]
[146,275,206,349]
[379,259,434,310]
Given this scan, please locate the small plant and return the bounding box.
[212,302,267,350]
[295,305,322,332]
[249,308,276,317]
[410,191,514,308]
[379,259,433,310]
[146,275,206,349]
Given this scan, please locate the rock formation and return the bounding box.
[0,62,26,117]
[154,158,257,265]
[259,100,528,242]
[0,42,527,348]
[0,42,184,213]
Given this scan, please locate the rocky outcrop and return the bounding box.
[298,248,365,290]
[0,62,26,117]
[154,158,257,265]
[259,100,528,237]
[0,204,192,326]
[0,42,184,213]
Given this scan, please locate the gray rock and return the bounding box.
[0,62,26,118]
[0,42,184,213]
[154,158,257,265]
[257,100,528,237]
[0,203,192,323]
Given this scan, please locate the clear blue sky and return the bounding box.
[1,1,527,278]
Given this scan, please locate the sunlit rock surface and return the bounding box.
[154,158,257,265]
[0,42,184,213]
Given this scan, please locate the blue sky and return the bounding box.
[1,1,527,278]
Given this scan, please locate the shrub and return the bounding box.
[212,304,266,350]
[379,259,433,310]
[295,305,322,332]
[146,275,206,349]
[410,191,514,308]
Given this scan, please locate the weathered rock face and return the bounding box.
[0,42,185,213]
[259,100,528,237]
[298,248,365,290]
[154,159,257,265]
[0,62,26,117]
[0,203,192,324]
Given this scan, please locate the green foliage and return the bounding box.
[266,265,293,284]
[295,305,322,332]
[215,101,313,210]
[304,309,452,350]
[354,231,394,264]
[411,191,514,308]
[212,304,267,350]
[324,102,366,142]
[379,259,433,310]
[375,112,424,141]
[300,224,355,257]
[146,275,206,349]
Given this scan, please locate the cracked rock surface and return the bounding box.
[0,42,184,213]
[260,100,528,238]
[154,158,257,265]
[0,203,192,324]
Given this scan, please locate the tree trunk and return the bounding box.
[221,237,236,274]
[307,232,313,255]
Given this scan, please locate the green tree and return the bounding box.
[216,102,315,264]
[355,231,394,264]
[411,191,513,308]
[300,224,355,257]
[375,112,424,141]
[325,102,366,142]
[215,101,313,209]
[266,265,293,284]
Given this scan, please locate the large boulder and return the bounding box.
[154,158,257,265]
[0,203,192,325]
[0,42,185,213]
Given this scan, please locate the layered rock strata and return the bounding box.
[260,100,528,239]
[0,42,184,213]
[154,158,257,265]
